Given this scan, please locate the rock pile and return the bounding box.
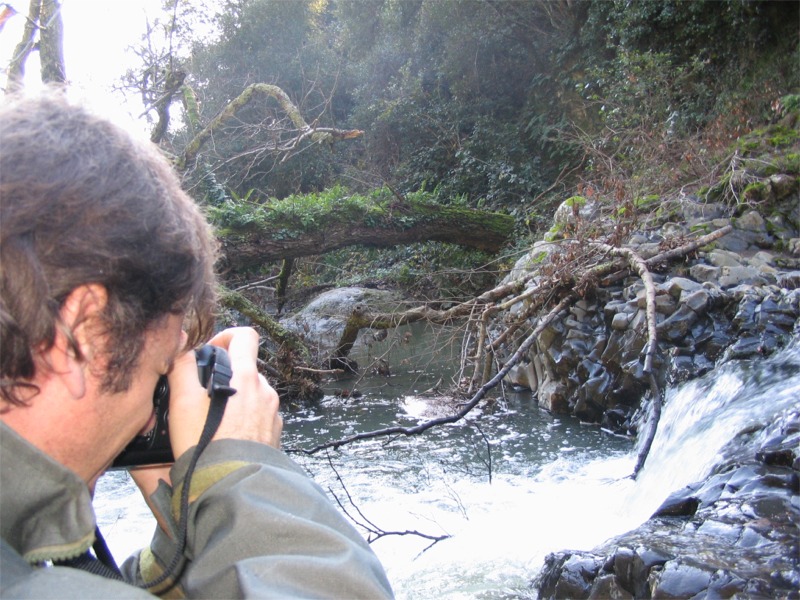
[503,194,800,434]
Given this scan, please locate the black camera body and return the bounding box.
[111,344,233,469]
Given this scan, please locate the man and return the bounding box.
[0,91,393,598]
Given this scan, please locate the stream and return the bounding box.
[95,336,800,598]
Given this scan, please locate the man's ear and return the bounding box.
[47,284,109,399]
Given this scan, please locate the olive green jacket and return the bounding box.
[0,423,393,598]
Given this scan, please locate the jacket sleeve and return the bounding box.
[122,439,394,599]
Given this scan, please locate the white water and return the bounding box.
[95,342,800,598]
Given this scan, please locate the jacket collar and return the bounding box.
[0,422,95,563]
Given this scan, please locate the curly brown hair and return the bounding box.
[0,90,218,405]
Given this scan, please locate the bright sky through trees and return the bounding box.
[0,0,162,132]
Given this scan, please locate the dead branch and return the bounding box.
[325,453,450,551]
[291,294,574,455]
[595,243,658,374]
[594,242,664,478]
[304,225,732,458]
[178,83,363,170]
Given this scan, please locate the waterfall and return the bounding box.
[624,341,800,522]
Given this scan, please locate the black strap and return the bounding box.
[139,383,233,594]
[53,527,123,580]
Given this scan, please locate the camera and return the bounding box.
[111,344,233,469]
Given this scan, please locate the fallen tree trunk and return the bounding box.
[218,202,515,274]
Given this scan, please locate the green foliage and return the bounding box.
[782,94,800,113]
[205,184,456,234]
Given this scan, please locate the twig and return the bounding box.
[290,295,575,454]
[325,453,450,549]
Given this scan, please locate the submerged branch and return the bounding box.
[325,453,450,550]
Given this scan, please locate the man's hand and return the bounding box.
[205,327,283,447]
[131,327,282,511]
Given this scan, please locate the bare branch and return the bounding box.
[325,453,450,549]
[178,83,363,170]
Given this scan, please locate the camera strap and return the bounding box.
[66,392,232,590]
[140,373,235,594]
[54,527,124,580]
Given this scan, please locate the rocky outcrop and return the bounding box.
[502,192,800,434]
[533,406,800,599]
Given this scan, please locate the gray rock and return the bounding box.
[666,277,702,298]
[777,271,800,290]
[689,263,720,283]
[718,265,769,288]
[650,561,712,599]
[612,312,632,330]
[680,289,711,313]
[708,248,743,267]
[715,230,753,252]
[736,210,767,233]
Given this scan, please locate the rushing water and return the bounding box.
[95,338,800,598]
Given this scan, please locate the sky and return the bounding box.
[0,0,165,134]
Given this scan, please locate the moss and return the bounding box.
[737,137,761,153]
[635,194,660,209]
[743,181,768,202]
[545,222,565,242]
[767,125,799,148]
[689,222,712,234]
[778,152,800,174]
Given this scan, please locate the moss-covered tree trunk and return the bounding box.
[218,203,515,274]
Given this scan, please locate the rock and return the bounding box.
[611,312,632,330]
[718,265,770,288]
[708,248,743,267]
[507,361,537,392]
[588,573,634,599]
[768,173,798,200]
[552,197,601,235]
[680,288,710,313]
[537,378,570,413]
[736,209,768,233]
[666,277,702,298]
[750,250,777,267]
[283,286,409,354]
[714,229,752,252]
[689,263,720,283]
[777,270,800,289]
[650,561,712,599]
[678,197,726,223]
[552,554,603,599]
[767,213,798,243]
[532,410,800,600]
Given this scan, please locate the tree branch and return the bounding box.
[178,82,363,170]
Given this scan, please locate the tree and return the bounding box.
[5,0,65,91]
